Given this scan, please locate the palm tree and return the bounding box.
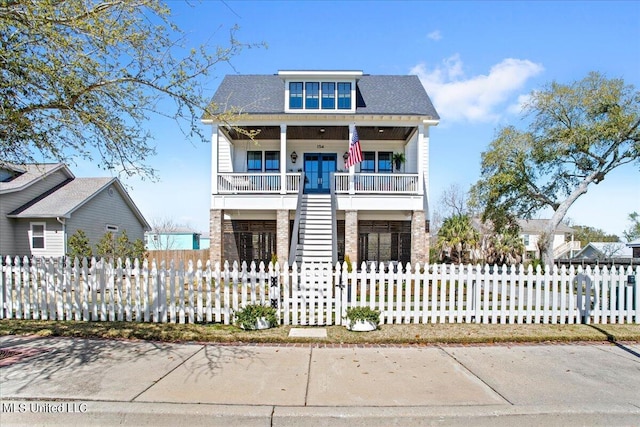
[437,215,479,263]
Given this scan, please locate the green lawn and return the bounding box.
[1,319,638,345]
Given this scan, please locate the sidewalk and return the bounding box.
[1,334,639,426]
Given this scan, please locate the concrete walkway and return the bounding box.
[1,335,639,426]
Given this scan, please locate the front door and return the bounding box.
[304,153,337,194]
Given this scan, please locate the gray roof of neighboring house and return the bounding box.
[0,163,73,193]
[207,74,440,118]
[147,226,200,235]
[518,219,575,234]
[8,177,150,229]
[627,239,640,248]
[574,242,633,258]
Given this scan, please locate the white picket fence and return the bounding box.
[1,256,638,325]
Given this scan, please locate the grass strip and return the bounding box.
[1,319,637,345]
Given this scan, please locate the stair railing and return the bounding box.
[288,172,305,267]
[330,171,338,264]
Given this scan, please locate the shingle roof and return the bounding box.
[207,74,439,118]
[0,163,73,193]
[9,177,115,218]
[518,219,575,234]
[575,242,633,258]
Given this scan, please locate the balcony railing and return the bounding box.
[334,173,420,194]
[218,173,301,194]
[216,172,420,195]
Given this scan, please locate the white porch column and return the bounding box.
[280,124,287,194]
[348,124,355,195]
[417,124,425,195]
[211,125,219,195]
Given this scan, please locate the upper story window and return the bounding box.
[337,82,351,109]
[289,82,303,109]
[321,82,335,109]
[305,82,319,109]
[361,152,375,172]
[265,151,280,172]
[283,76,356,113]
[247,151,262,172]
[378,152,392,173]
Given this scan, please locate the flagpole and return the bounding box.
[348,124,355,194]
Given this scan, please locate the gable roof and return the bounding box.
[574,242,633,259]
[8,177,150,229]
[206,74,439,119]
[0,163,74,194]
[517,219,575,234]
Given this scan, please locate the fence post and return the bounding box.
[270,262,281,324]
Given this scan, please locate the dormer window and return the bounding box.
[338,82,352,109]
[289,82,303,109]
[305,82,319,109]
[286,80,353,112]
[322,82,335,109]
[281,71,360,113]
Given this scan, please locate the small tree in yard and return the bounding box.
[471,72,640,266]
[96,232,116,260]
[116,230,146,261]
[67,229,93,261]
[96,230,146,261]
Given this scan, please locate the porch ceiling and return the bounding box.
[226,126,414,141]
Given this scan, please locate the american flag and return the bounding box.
[345,126,363,168]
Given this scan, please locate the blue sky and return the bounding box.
[75,0,640,237]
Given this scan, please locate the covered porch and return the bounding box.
[211,123,431,197]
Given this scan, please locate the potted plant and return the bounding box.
[392,152,405,172]
[345,306,380,332]
[234,303,278,330]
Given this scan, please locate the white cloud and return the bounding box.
[410,56,544,123]
[427,30,442,41]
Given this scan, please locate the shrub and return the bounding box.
[345,306,380,328]
[234,304,278,330]
[67,229,92,260]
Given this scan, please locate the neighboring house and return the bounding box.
[145,227,201,250]
[0,163,150,258]
[200,234,211,250]
[574,242,633,260]
[627,239,640,258]
[518,219,580,260]
[203,70,439,266]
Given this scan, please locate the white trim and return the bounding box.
[105,224,119,233]
[278,70,363,78]
[30,222,46,250]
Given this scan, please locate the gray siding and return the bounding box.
[12,218,64,257]
[0,170,69,255]
[66,183,146,253]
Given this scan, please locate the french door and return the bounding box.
[303,153,337,194]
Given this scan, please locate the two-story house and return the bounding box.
[203,70,439,267]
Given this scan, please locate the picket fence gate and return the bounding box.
[1,256,638,326]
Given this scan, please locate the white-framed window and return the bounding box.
[30,222,46,249]
[285,80,355,113]
[106,224,119,233]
